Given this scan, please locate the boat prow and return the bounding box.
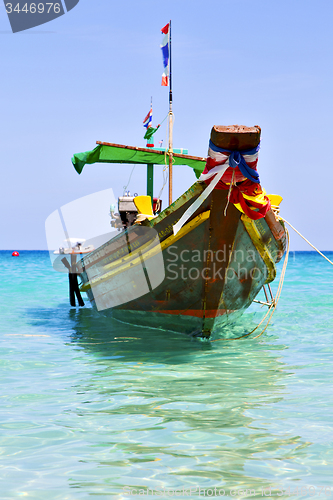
[74,125,286,339]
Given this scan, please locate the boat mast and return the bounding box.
[168,19,173,206]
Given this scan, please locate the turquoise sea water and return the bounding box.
[0,250,333,499]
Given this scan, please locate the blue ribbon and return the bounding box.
[209,140,261,184]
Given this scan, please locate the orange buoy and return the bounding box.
[12,251,19,257]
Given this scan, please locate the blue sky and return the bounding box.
[1,0,333,250]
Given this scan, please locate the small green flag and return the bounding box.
[144,125,160,141]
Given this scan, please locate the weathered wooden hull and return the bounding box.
[78,182,286,339]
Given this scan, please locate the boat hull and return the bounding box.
[78,182,286,339]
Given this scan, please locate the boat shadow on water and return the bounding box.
[69,307,214,364]
[24,301,282,365]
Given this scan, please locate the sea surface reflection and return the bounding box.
[1,251,332,499]
[62,307,311,497]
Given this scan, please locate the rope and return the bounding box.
[211,227,290,342]
[249,226,290,339]
[157,111,175,200]
[211,212,332,342]
[159,113,169,127]
[208,140,261,183]
[123,165,136,196]
[223,169,235,216]
[279,217,333,267]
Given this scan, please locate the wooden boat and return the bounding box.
[68,125,286,339]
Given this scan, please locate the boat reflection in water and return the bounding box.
[65,307,310,495]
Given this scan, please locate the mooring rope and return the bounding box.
[211,227,290,342]
[211,208,333,342]
[279,217,333,267]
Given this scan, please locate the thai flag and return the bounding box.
[160,23,169,86]
[143,108,152,129]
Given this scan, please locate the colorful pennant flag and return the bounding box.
[160,23,169,86]
[143,108,152,129]
[143,104,160,143]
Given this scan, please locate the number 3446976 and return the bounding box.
[5,3,61,14]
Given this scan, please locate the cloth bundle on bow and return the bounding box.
[173,125,271,235]
[201,125,271,220]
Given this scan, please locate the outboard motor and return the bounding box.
[110,192,161,230]
[115,191,138,230]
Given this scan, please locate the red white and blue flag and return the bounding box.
[160,23,169,86]
[143,108,152,129]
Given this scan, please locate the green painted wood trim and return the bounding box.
[147,164,154,199]
[72,143,206,178]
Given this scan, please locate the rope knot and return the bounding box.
[208,140,261,184]
[229,151,242,168]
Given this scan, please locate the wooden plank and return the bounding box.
[96,141,206,162]
[210,125,261,150]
